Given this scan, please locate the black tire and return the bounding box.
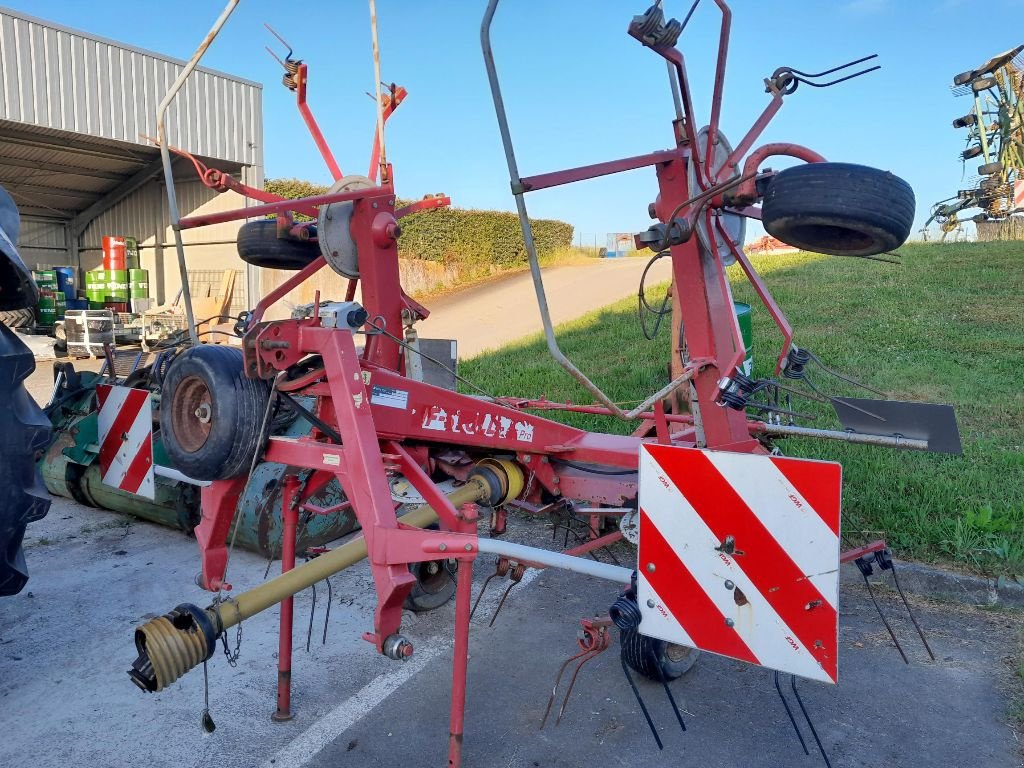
[978,161,1003,176]
[961,146,983,160]
[0,325,52,596]
[952,70,974,86]
[972,76,997,92]
[404,558,457,612]
[621,628,700,681]
[160,345,271,480]
[761,162,915,257]
[952,113,977,129]
[0,308,33,328]
[237,220,321,270]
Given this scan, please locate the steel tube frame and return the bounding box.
[155,0,239,345]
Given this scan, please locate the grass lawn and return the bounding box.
[461,241,1024,577]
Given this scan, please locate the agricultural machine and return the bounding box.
[87,1,964,765]
[923,45,1024,239]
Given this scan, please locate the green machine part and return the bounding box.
[39,373,357,557]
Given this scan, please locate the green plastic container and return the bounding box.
[33,269,57,291]
[37,292,56,325]
[128,268,149,298]
[106,269,129,300]
[734,301,754,376]
[125,237,140,270]
[54,292,66,320]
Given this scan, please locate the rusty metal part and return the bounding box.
[540,617,612,728]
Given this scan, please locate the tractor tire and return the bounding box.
[0,325,52,596]
[952,70,974,86]
[620,628,700,682]
[978,161,1003,176]
[761,162,915,257]
[0,308,34,328]
[160,345,271,481]
[952,113,977,129]
[961,146,983,160]
[972,76,997,92]
[237,220,321,270]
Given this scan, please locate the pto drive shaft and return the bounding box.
[129,467,512,693]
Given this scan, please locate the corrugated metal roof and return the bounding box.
[0,6,262,166]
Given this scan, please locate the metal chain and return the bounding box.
[219,599,243,667]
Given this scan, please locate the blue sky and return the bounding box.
[5,0,1020,243]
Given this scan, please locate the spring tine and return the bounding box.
[556,648,603,725]
[889,561,936,661]
[322,577,333,646]
[305,581,317,653]
[620,653,664,750]
[862,571,909,664]
[679,0,701,35]
[775,670,809,755]
[654,657,686,734]
[469,571,500,620]
[488,580,519,627]
[799,65,881,88]
[540,649,590,729]
[805,348,887,396]
[263,23,294,60]
[791,676,833,768]
[788,53,879,80]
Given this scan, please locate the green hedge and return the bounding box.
[265,178,574,266]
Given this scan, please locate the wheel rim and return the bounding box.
[171,375,214,453]
[414,559,455,595]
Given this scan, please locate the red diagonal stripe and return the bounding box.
[96,384,110,410]
[640,508,760,665]
[646,445,838,682]
[98,388,149,477]
[769,456,841,536]
[120,440,152,494]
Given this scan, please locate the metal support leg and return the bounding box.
[273,474,300,722]
[447,553,474,766]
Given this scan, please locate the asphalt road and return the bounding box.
[416,256,670,359]
[3,260,1021,768]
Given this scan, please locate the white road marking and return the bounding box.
[262,567,542,768]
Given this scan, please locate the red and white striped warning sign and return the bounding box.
[1014,180,1024,210]
[637,444,841,684]
[96,384,155,499]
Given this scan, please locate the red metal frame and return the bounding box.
[173,13,854,762]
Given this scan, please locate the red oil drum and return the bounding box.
[102,236,127,271]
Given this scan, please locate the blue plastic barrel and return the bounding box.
[55,267,76,301]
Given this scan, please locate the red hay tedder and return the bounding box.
[124,2,958,765]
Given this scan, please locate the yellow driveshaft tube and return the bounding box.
[129,460,522,693]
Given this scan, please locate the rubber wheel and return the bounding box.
[978,161,1003,176]
[761,162,915,257]
[972,76,997,92]
[0,325,52,596]
[621,628,700,681]
[953,70,973,86]
[236,220,321,270]
[952,113,977,129]
[404,558,457,612]
[961,146,983,160]
[160,345,271,480]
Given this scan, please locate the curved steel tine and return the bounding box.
[775,670,808,755]
[488,580,519,627]
[540,649,590,729]
[620,653,663,750]
[788,53,878,80]
[889,561,936,661]
[791,675,833,768]
[469,570,500,621]
[322,577,333,645]
[556,648,605,725]
[305,581,317,653]
[862,570,909,664]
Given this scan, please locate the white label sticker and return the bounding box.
[322,453,341,466]
[371,385,409,410]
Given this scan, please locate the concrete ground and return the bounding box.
[3,258,1021,767]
